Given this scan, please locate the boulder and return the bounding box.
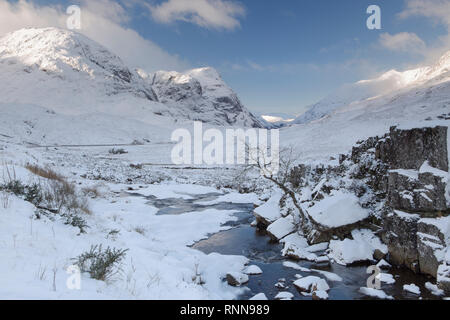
[293,276,330,293]
[376,126,448,171]
[417,220,447,277]
[303,191,372,244]
[282,243,318,262]
[249,293,268,300]
[387,169,447,214]
[243,265,263,275]
[266,216,296,241]
[328,229,387,265]
[437,264,450,292]
[253,193,282,228]
[381,209,421,272]
[226,272,249,287]
[274,292,294,300]
[312,290,329,300]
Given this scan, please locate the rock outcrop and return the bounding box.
[376,126,448,171]
[381,210,421,273]
[283,125,449,284]
[376,126,449,278]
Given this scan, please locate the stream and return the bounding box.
[134,191,440,300]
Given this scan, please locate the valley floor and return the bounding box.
[0,142,260,300]
[0,136,448,300]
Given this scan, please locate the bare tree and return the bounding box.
[247,143,311,232]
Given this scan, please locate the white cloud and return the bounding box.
[379,32,426,54]
[0,0,189,72]
[148,0,245,30]
[398,0,450,61]
[399,0,450,26]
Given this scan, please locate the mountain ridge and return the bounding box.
[294,50,450,125]
[0,27,262,128]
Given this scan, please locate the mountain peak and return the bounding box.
[294,48,450,125]
[0,27,132,83]
[0,27,262,128]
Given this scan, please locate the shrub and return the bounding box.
[2,180,26,196]
[82,186,101,199]
[24,164,91,233]
[24,183,43,206]
[73,245,128,281]
[109,148,127,155]
[134,226,146,236]
[62,212,89,234]
[106,229,120,240]
[129,163,143,170]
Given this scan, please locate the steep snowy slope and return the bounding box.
[282,56,450,162]
[0,27,261,135]
[294,51,450,125]
[142,67,262,127]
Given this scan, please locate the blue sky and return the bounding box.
[4,0,450,115]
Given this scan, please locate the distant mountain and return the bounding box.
[141,67,262,127]
[281,51,450,162]
[253,112,296,128]
[0,27,262,129]
[293,51,450,125]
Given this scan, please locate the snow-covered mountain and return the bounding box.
[141,67,262,127]
[282,51,450,162]
[293,51,450,125]
[0,27,262,133]
[253,112,296,128]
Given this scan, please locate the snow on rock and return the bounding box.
[307,190,370,228]
[253,192,283,227]
[267,216,296,241]
[359,287,394,300]
[437,264,450,292]
[311,269,343,282]
[403,284,421,295]
[306,242,329,253]
[293,276,330,293]
[376,259,392,270]
[282,261,311,272]
[419,216,450,245]
[419,161,448,181]
[312,290,329,300]
[249,293,268,300]
[275,292,294,300]
[376,273,396,285]
[280,233,309,249]
[280,233,327,262]
[425,282,445,296]
[282,244,318,262]
[226,272,249,287]
[314,256,331,265]
[244,265,263,275]
[328,229,387,265]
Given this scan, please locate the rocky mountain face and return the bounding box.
[141,67,262,127]
[284,125,450,292]
[0,27,262,128]
[294,50,450,125]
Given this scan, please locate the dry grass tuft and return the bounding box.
[25,164,65,182]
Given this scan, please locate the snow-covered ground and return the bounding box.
[1,27,450,301]
[0,148,261,299]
